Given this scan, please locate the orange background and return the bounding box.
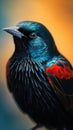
[0,0,73,130]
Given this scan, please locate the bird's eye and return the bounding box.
[29,32,37,39]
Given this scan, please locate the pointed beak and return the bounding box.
[3,26,24,38]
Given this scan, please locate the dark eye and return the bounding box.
[29,32,37,39]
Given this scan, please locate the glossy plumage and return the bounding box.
[4,21,73,130]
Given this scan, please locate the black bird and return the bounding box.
[3,21,73,130]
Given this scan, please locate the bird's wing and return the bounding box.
[46,56,73,113]
[6,58,62,114]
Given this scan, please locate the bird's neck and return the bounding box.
[29,48,59,64]
[12,46,59,71]
[29,46,50,63]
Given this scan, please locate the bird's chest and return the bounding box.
[8,58,45,112]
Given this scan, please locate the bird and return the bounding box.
[3,21,73,130]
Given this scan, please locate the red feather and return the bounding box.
[46,64,73,79]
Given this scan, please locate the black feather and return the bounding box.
[5,21,73,130]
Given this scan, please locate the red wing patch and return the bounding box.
[46,64,73,79]
[6,60,10,76]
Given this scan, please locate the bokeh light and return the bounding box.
[0,0,73,130]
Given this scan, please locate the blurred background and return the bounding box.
[0,0,73,130]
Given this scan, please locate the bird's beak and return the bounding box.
[3,26,24,38]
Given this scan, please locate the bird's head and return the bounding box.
[3,21,59,62]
